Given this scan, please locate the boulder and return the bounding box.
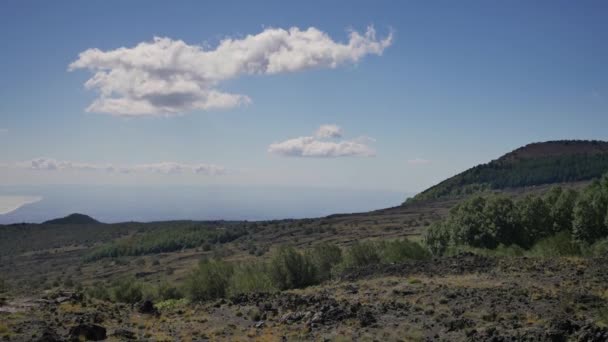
[112,329,136,340]
[68,324,106,341]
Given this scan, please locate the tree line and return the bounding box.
[425,173,608,255]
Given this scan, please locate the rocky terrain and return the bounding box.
[2,253,608,341]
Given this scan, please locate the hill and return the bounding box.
[43,213,101,225]
[409,140,608,202]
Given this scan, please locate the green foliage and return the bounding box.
[87,224,247,260]
[424,174,608,255]
[377,238,430,263]
[185,259,233,302]
[546,187,578,233]
[85,281,111,301]
[589,238,608,257]
[229,263,275,295]
[268,246,317,290]
[528,231,582,257]
[517,195,551,247]
[424,221,452,256]
[309,243,342,282]
[156,282,183,301]
[449,196,496,248]
[111,278,143,304]
[572,177,608,244]
[342,241,381,268]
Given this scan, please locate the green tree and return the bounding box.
[517,195,551,247]
[572,183,608,244]
[548,188,578,234]
[450,196,495,248]
[483,195,521,246]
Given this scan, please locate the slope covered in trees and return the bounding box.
[410,140,608,202]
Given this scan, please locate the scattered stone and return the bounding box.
[68,324,106,341]
[112,328,136,340]
[37,327,63,342]
[254,321,265,329]
[357,309,376,327]
[138,300,158,315]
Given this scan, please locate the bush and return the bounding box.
[268,246,317,290]
[378,239,430,263]
[309,243,342,282]
[229,263,275,295]
[342,241,381,268]
[111,278,143,304]
[157,282,183,301]
[85,281,110,301]
[424,222,452,256]
[589,238,608,257]
[572,181,608,245]
[185,259,233,301]
[528,231,581,257]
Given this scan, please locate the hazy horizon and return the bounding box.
[0,184,408,224]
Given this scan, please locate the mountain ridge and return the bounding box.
[409,140,608,203]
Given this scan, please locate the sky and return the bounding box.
[1,1,607,218]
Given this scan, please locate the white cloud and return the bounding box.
[69,26,392,116]
[0,128,7,134]
[407,158,431,165]
[315,124,343,138]
[268,125,375,158]
[14,158,226,175]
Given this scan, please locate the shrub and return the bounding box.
[85,282,110,301]
[309,243,342,282]
[589,238,608,257]
[111,278,143,304]
[424,222,452,256]
[378,239,430,263]
[528,231,581,257]
[157,282,183,301]
[229,263,275,295]
[342,241,381,268]
[268,246,317,290]
[185,259,233,301]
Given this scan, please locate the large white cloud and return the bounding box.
[268,125,375,158]
[69,26,392,116]
[14,158,226,175]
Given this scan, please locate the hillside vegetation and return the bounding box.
[410,140,608,202]
[3,141,608,340]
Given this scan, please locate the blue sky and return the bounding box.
[1,0,607,197]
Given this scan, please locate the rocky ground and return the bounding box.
[2,254,608,341]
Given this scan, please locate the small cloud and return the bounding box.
[12,158,226,176]
[407,158,432,165]
[0,128,7,134]
[69,26,392,116]
[315,124,342,139]
[268,125,375,158]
